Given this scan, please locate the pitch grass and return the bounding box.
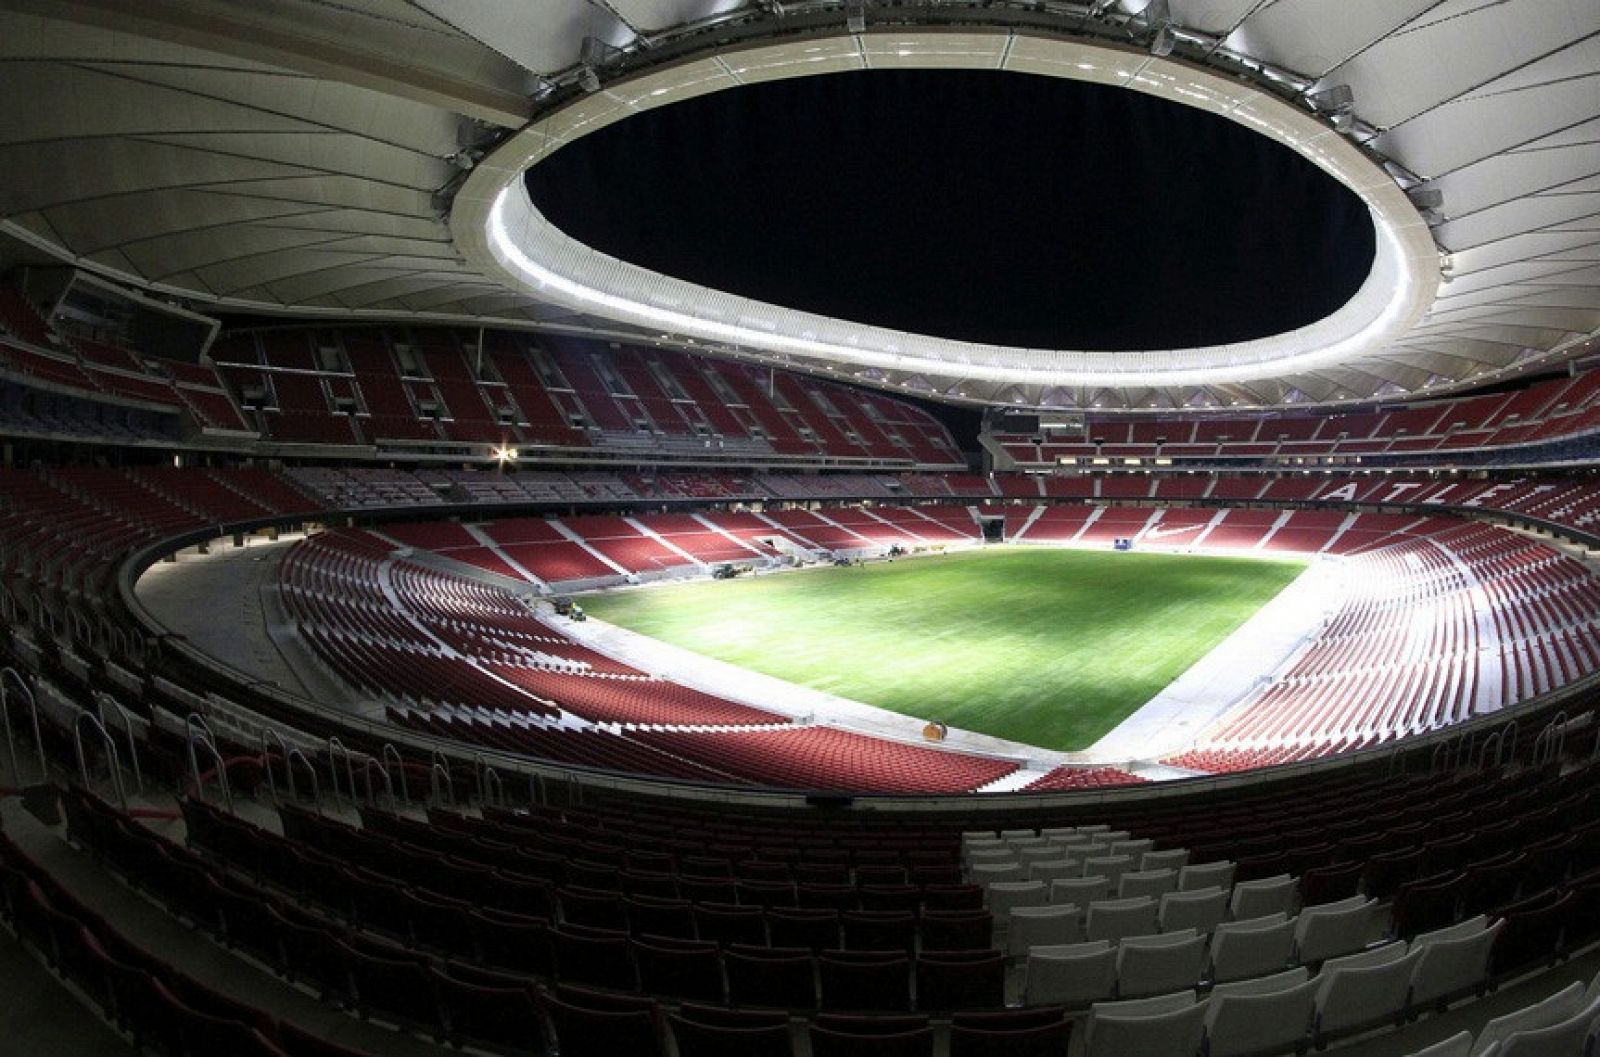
[582,547,1308,751]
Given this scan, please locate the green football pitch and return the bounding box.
[581,546,1307,750]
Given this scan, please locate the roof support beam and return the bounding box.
[0,0,533,127]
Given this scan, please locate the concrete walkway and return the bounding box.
[552,601,1046,769]
[134,536,374,715]
[1087,558,1342,761]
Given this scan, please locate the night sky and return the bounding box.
[527,69,1375,352]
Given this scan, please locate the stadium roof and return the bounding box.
[0,0,1595,410]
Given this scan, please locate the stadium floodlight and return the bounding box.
[1140,1,1172,26]
[578,36,618,94]
[1308,84,1356,132]
[1150,23,1177,56]
[1131,0,1175,57]
[1408,186,1446,226]
[846,0,866,34]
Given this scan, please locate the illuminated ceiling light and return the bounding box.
[493,445,519,464]
[463,34,1438,393]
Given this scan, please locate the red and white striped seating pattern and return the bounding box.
[281,527,1022,792]
[1167,520,1600,773]
[1022,766,1149,791]
[994,367,1600,464]
[632,727,1019,794]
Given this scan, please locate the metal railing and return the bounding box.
[357,754,395,809]
[31,592,59,638]
[1532,713,1568,769]
[74,711,126,810]
[429,762,454,808]
[381,743,411,807]
[185,713,233,812]
[262,729,322,809]
[328,736,355,806]
[481,763,505,810]
[95,693,144,797]
[1478,721,1517,770]
[1,667,47,785]
[429,749,455,808]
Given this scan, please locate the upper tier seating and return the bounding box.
[992,368,1600,466]
[0,282,252,434]
[205,327,963,466]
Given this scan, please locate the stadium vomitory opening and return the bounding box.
[0,2,1597,1056]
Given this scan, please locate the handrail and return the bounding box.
[1549,712,1568,764]
[186,713,233,812]
[95,692,144,796]
[264,731,324,810]
[429,748,453,807]
[429,762,454,808]
[1,667,47,785]
[287,745,322,809]
[1531,725,1552,768]
[69,610,94,650]
[1532,712,1568,768]
[381,743,410,806]
[31,592,57,637]
[107,623,130,662]
[1478,732,1500,771]
[327,736,354,806]
[262,728,293,804]
[74,711,127,811]
[482,765,504,809]
[1501,721,1518,768]
[358,754,395,809]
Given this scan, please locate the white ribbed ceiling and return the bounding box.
[0,0,1594,410]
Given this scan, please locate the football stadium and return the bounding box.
[0,2,1597,1055]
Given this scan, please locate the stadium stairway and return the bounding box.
[974,768,1053,793]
